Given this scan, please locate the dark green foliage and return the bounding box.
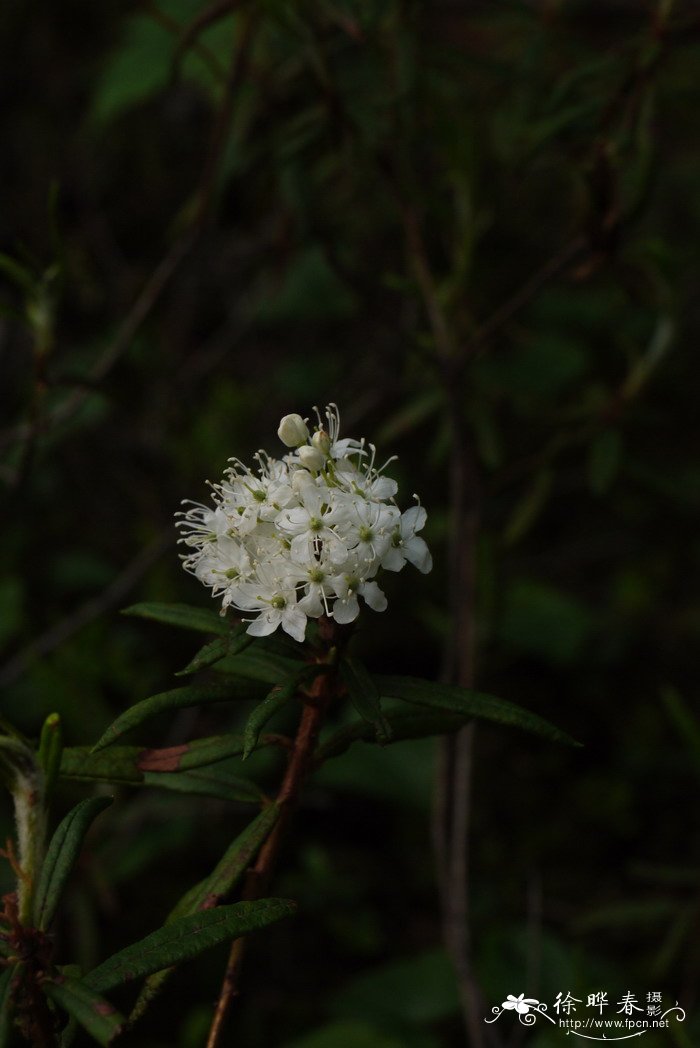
[376,676,579,746]
[34,796,112,931]
[1,1,699,1045]
[84,899,296,994]
[42,976,125,1047]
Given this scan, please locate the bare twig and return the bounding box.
[0,531,172,689]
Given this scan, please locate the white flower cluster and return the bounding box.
[176,405,431,643]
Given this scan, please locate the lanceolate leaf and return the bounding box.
[142,768,264,803]
[213,647,304,684]
[315,709,472,764]
[176,625,253,676]
[34,797,112,931]
[136,733,249,772]
[375,676,579,746]
[84,899,296,994]
[173,803,280,916]
[61,748,263,801]
[38,712,63,801]
[91,681,264,753]
[61,746,144,785]
[131,804,281,1022]
[243,681,295,760]
[340,657,391,743]
[62,734,283,785]
[42,976,124,1046]
[121,601,229,635]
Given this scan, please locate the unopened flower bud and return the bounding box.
[277,413,309,447]
[298,445,325,472]
[311,428,331,455]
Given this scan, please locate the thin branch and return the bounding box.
[206,621,342,1048]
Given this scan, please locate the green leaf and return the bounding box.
[42,975,124,1046]
[340,658,390,743]
[243,679,296,760]
[175,624,253,675]
[91,681,263,752]
[176,803,280,916]
[121,601,230,636]
[315,709,470,764]
[213,647,304,684]
[136,733,249,772]
[84,899,296,994]
[61,746,145,785]
[375,676,579,747]
[38,712,63,802]
[34,797,112,931]
[0,966,14,1048]
[142,767,264,804]
[131,804,281,1022]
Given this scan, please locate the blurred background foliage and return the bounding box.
[2,1,700,1045]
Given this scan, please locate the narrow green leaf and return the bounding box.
[38,713,63,801]
[84,898,296,994]
[34,797,112,931]
[61,746,144,785]
[131,804,281,1022]
[136,733,248,772]
[121,601,229,635]
[243,678,298,760]
[213,647,304,684]
[176,625,253,676]
[0,966,14,1048]
[62,736,280,787]
[375,676,579,747]
[315,709,471,764]
[143,768,263,804]
[42,976,124,1046]
[340,658,390,743]
[91,681,263,753]
[177,803,280,916]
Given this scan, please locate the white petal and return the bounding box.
[246,611,280,637]
[360,580,387,612]
[282,606,307,643]
[380,547,405,572]
[332,594,359,624]
[404,537,432,574]
[402,504,427,534]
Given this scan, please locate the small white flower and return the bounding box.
[176,404,432,641]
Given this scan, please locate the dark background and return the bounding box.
[1,2,699,1046]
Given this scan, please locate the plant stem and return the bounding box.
[206,623,340,1048]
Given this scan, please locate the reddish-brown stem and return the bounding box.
[206,630,339,1048]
